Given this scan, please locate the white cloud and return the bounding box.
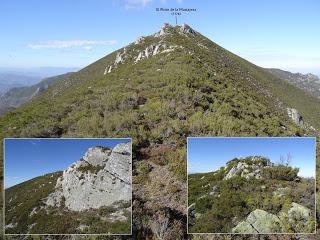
[28,40,117,49]
[83,46,93,51]
[160,0,183,3]
[125,0,152,9]
[124,0,182,9]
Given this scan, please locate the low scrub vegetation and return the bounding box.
[188,158,315,233]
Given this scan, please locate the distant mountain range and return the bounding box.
[0,73,41,95]
[267,69,320,99]
[0,67,79,96]
[0,73,73,115]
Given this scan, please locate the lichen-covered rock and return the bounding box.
[288,202,311,223]
[233,209,282,233]
[287,202,314,229]
[45,142,132,211]
[279,202,314,233]
[232,221,258,233]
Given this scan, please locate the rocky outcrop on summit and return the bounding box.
[45,143,131,211]
[224,156,272,180]
[154,23,171,37]
[104,23,187,74]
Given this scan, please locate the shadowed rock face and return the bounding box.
[45,142,131,211]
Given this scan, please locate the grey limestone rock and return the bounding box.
[45,142,132,211]
[287,108,304,126]
[154,23,171,37]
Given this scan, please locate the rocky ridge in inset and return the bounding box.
[224,156,272,180]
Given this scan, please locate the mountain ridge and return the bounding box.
[0,23,319,238]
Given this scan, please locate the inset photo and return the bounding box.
[187,137,316,234]
[4,138,132,235]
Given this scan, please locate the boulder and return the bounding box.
[288,202,311,222]
[135,36,145,44]
[232,209,282,233]
[224,157,271,180]
[232,221,258,233]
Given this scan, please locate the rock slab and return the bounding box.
[45,142,132,211]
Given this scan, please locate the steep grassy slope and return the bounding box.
[0,24,319,238]
[5,172,62,233]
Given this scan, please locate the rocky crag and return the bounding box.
[46,142,132,211]
[5,142,132,234]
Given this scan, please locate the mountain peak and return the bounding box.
[153,23,196,37]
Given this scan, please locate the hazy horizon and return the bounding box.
[1,0,319,74]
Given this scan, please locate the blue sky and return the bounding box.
[4,138,130,188]
[188,137,316,178]
[0,0,319,74]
